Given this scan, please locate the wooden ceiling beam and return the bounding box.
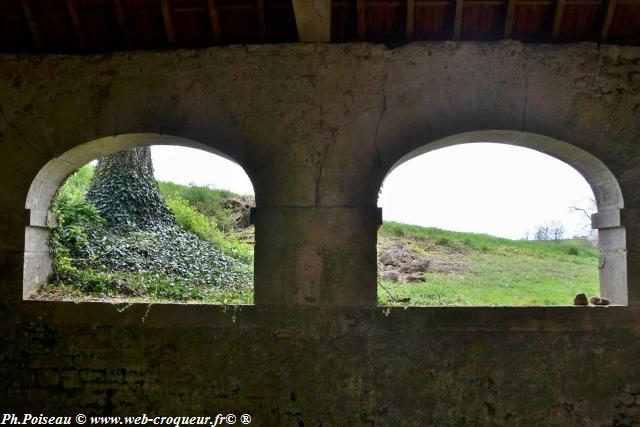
[600,0,617,41]
[160,0,177,46]
[19,0,44,50]
[357,0,366,41]
[257,0,266,39]
[66,0,87,49]
[113,0,130,45]
[453,0,464,40]
[504,0,516,38]
[406,0,415,39]
[207,0,222,43]
[551,0,566,39]
[292,0,332,42]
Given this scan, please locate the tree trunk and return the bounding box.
[86,147,175,231]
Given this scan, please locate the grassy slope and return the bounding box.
[43,165,254,304]
[378,221,599,306]
[47,165,599,306]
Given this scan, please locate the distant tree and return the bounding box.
[570,198,597,225]
[533,221,565,243]
[569,197,598,247]
[534,224,549,241]
[549,221,565,243]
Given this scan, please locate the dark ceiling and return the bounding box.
[1,0,638,53]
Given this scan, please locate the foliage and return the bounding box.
[52,164,104,228]
[566,246,580,256]
[52,225,252,301]
[165,196,253,263]
[47,154,254,303]
[86,149,175,232]
[166,196,218,240]
[380,221,597,258]
[378,221,598,306]
[158,181,239,232]
[533,221,565,243]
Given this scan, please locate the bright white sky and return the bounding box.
[151,145,254,195]
[150,144,595,240]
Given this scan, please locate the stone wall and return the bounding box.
[1,41,640,424]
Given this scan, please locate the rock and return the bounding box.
[573,293,589,306]
[220,197,255,229]
[382,271,400,282]
[405,273,425,283]
[379,250,399,266]
[400,258,430,273]
[590,296,610,306]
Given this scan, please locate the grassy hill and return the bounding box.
[41,164,254,304]
[42,164,600,306]
[377,221,599,306]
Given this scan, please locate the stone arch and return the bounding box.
[23,133,256,299]
[379,130,627,304]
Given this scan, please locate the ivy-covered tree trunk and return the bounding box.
[86,147,175,231]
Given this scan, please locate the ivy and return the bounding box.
[48,151,253,302]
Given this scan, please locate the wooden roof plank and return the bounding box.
[552,0,566,39]
[66,0,87,50]
[112,0,130,45]
[257,0,266,39]
[504,0,516,38]
[19,0,45,50]
[357,0,366,41]
[601,0,617,41]
[208,0,222,43]
[406,0,415,39]
[453,0,464,40]
[160,0,177,46]
[292,0,331,42]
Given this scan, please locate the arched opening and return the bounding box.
[23,134,256,303]
[377,131,626,306]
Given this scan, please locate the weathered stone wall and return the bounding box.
[1,41,640,424]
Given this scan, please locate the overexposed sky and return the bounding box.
[151,145,254,195]
[378,143,595,239]
[150,144,595,240]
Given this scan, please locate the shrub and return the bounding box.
[166,196,253,263]
[48,164,255,302]
[567,246,579,256]
[166,196,218,241]
[53,165,104,228]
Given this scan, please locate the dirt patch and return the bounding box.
[378,239,466,283]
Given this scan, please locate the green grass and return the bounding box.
[42,269,252,304]
[158,181,242,233]
[45,164,255,304]
[50,167,599,307]
[378,221,599,306]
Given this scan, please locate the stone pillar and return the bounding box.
[22,209,57,299]
[621,209,640,306]
[253,207,379,306]
[0,210,29,301]
[592,209,627,305]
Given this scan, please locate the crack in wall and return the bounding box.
[0,106,44,157]
[521,73,529,131]
[314,133,334,207]
[373,92,387,171]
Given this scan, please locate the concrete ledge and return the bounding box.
[8,300,639,333]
